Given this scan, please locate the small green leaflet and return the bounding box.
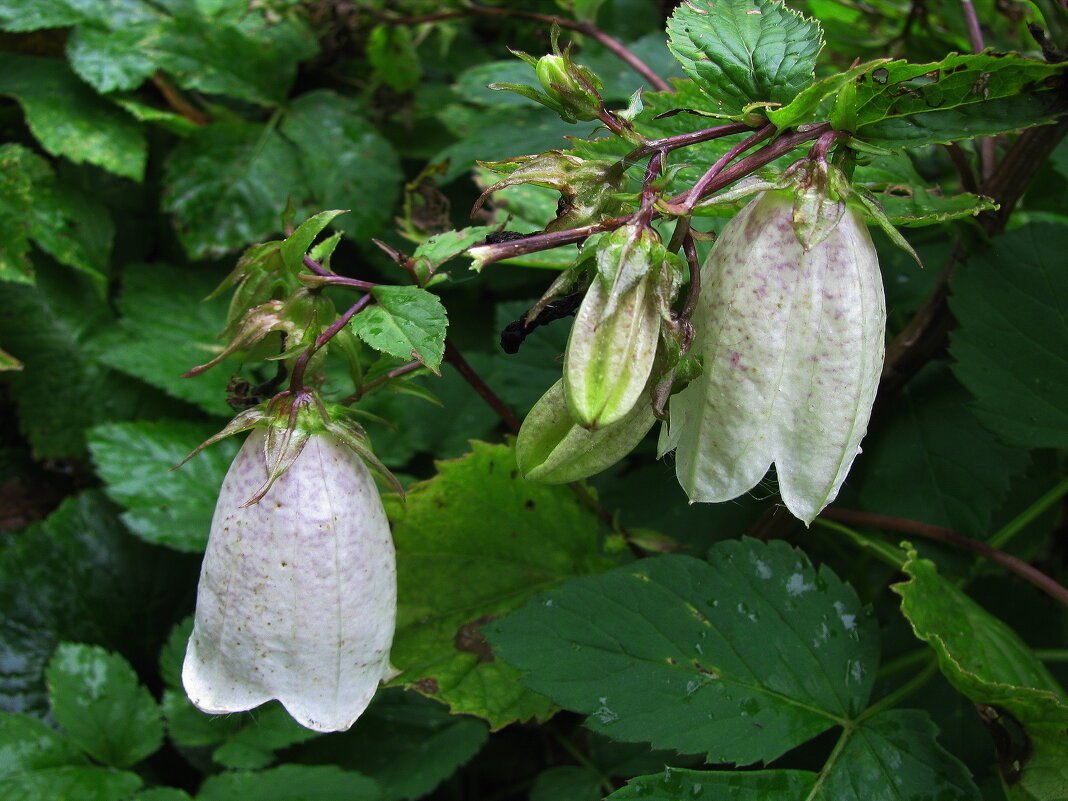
[410,225,500,283]
[854,151,997,226]
[0,713,143,801]
[486,539,878,765]
[46,643,163,768]
[386,441,614,729]
[280,210,348,274]
[949,223,1068,449]
[894,550,1068,799]
[0,54,145,181]
[350,286,448,373]
[666,0,823,117]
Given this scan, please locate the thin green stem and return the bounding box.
[875,648,932,681]
[857,660,939,723]
[1034,649,1068,662]
[812,517,907,569]
[803,727,853,801]
[989,476,1068,550]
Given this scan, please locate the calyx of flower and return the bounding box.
[660,182,886,524]
[182,425,397,732]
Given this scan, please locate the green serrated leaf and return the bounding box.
[297,688,489,801]
[949,223,1068,449]
[768,58,891,130]
[821,710,980,801]
[610,768,818,801]
[88,419,239,552]
[152,13,317,106]
[281,210,349,273]
[666,0,823,117]
[433,105,578,184]
[163,122,305,260]
[850,364,1030,537]
[367,24,422,93]
[895,551,1068,799]
[46,643,163,767]
[67,21,161,92]
[531,766,603,801]
[0,263,187,459]
[279,91,402,247]
[486,539,878,765]
[0,713,143,801]
[89,262,236,416]
[196,764,379,801]
[0,492,199,717]
[411,226,500,281]
[387,441,614,729]
[0,54,145,180]
[850,55,1067,148]
[351,286,448,373]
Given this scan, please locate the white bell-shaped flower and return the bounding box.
[660,188,886,524]
[183,428,396,732]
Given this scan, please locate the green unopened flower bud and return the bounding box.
[535,53,603,123]
[563,226,664,429]
[517,379,656,483]
[660,188,886,525]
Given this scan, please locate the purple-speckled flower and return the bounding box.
[659,188,886,524]
[182,427,396,732]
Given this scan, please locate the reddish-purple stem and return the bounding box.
[681,123,776,209]
[443,339,523,433]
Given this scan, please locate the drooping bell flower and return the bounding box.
[181,391,398,732]
[660,175,886,524]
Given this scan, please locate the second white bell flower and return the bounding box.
[661,187,886,524]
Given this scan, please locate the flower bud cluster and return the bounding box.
[517,225,682,483]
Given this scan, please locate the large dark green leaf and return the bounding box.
[949,223,1068,449]
[163,123,305,260]
[0,54,145,180]
[0,262,186,460]
[850,364,1030,537]
[666,0,823,116]
[195,764,379,801]
[487,539,878,764]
